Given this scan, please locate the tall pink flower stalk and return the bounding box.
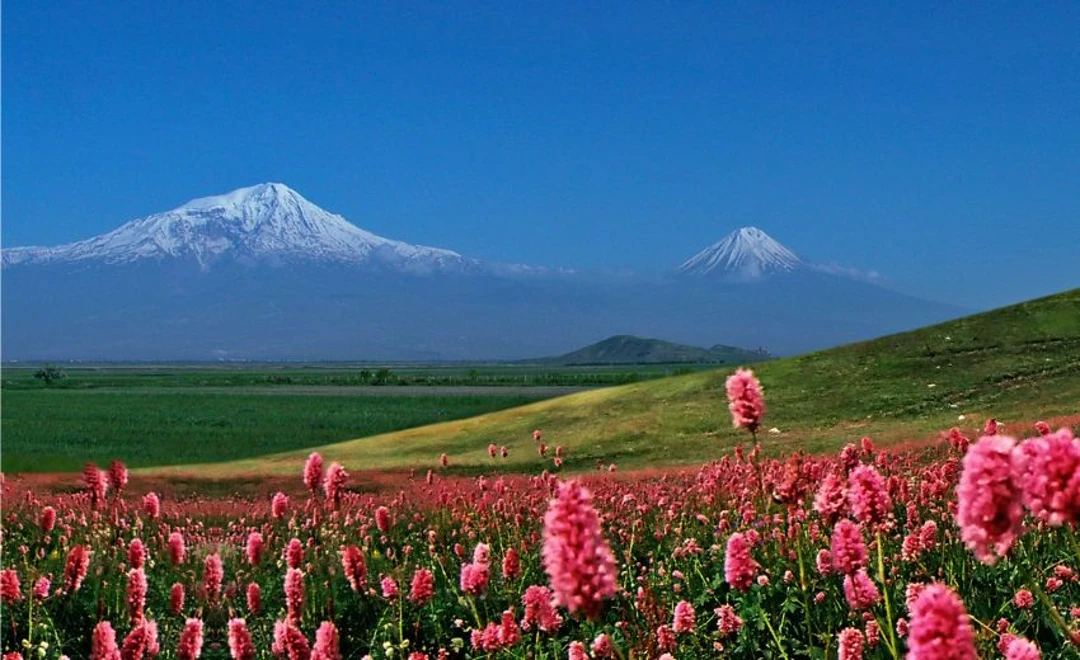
[285,568,305,624]
[227,619,255,660]
[955,435,1024,563]
[341,546,366,591]
[303,452,324,497]
[724,532,758,592]
[1013,427,1080,526]
[177,619,204,660]
[541,480,617,620]
[203,554,224,603]
[847,464,892,528]
[90,621,120,660]
[312,621,342,660]
[246,532,264,566]
[83,463,108,509]
[126,568,148,624]
[107,459,129,495]
[64,545,90,593]
[725,368,765,439]
[323,462,348,508]
[906,583,977,660]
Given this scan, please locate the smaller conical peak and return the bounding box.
[678,226,802,279]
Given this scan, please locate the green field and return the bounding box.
[0,391,549,473]
[180,288,1080,478]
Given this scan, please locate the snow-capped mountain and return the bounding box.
[677,226,803,280]
[1,183,473,273]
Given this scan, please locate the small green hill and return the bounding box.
[167,289,1080,478]
[533,334,771,365]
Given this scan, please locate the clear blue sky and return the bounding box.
[4,2,1078,308]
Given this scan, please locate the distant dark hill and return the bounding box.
[533,335,771,365]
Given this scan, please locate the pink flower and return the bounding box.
[725,368,765,433]
[303,452,324,496]
[285,538,304,569]
[171,583,185,615]
[488,444,497,458]
[108,460,129,493]
[409,568,435,605]
[84,463,109,508]
[567,641,587,660]
[312,621,341,660]
[460,561,490,596]
[375,506,391,533]
[120,619,158,660]
[502,548,521,580]
[246,582,261,615]
[168,532,186,566]
[837,627,864,660]
[323,462,348,507]
[126,568,148,624]
[1035,421,1052,435]
[32,576,50,600]
[656,625,675,651]
[541,481,617,620]
[1003,636,1041,660]
[472,543,491,565]
[814,474,848,523]
[142,493,160,519]
[203,554,224,603]
[340,546,366,591]
[865,620,880,648]
[724,532,758,591]
[842,569,881,611]
[830,520,867,575]
[816,549,833,576]
[0,569,20,604]
[285,568,305,623]
[64,545,90,593]
[533,429,543,442]
[177,619,204,660]
[1013,589,1034,609]
[955,435,1024,563]
[498,609,521,646]
[91,621,121,660]
[672,600,695,633]
[848,465,892,527]
[380,576,399,599]
[591,634,613,658]
[127,539,147,570]
[227,619,255,660]
[1014,428,1080,526]
[521,585,563,633]
[271,492,289,519]
[906,583,977,660]
[40,506,57,533]
[440,452,449,467]
[246,532,264,566]
[715,604,743,637]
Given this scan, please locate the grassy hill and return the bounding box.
[160,289,1080,478]
[532,334,771,365]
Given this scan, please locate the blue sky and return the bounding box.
[4,2,1078,308]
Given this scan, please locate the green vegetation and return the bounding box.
[1,362,715,390]
[0,391,545,473]
[189,288,1080,477]
[532,334,771,365]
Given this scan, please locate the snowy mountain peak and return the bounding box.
[677,226,803,280]
[2,183,471,273]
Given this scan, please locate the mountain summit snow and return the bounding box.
[1,183,471,272]
[677,226,803,280]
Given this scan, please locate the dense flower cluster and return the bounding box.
[1,413,1077,658]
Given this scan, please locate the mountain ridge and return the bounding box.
[530,334,772,365]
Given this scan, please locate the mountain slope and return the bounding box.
[2,184,967,359]
[171,288,1080,477]
[533,335,771,365]
[2,183,472,272]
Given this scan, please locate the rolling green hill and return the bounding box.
[532,334,771,365]
[161,289,1080,478]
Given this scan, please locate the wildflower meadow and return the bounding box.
[2,369,1078,659]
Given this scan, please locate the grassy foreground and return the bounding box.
[182,288,1080,477]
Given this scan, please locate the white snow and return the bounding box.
[1,183,473,272]
[677,226,803,279]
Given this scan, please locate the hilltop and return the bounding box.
[532,335,771,365]
[167,288,1080,477]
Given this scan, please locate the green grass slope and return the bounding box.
[166,289,1080,477]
